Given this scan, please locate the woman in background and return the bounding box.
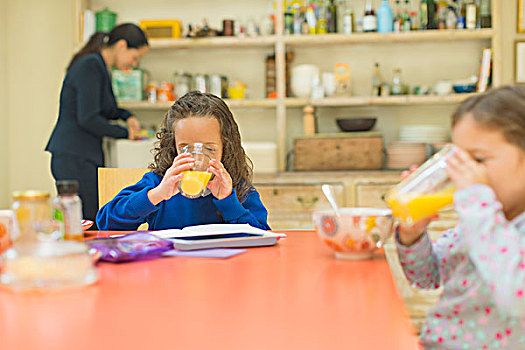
[46,23,148,228]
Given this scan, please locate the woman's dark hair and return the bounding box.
[150,91,254,202]
[67,23,148,71]
[452,85,525,151]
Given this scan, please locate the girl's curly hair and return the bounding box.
[149,91,254,201]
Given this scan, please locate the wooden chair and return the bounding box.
[98,168,150,230]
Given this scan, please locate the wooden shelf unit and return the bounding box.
[77,0,502,172]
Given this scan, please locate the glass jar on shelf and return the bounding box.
[390,68,404,95]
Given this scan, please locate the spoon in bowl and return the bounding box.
[321,184,341,218]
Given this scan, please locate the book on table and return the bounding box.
[150,224,286,251]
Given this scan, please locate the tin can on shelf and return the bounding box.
[145,81,158,103]
[209,74,223,97]
[174,71,191,99]
[193,74,208,93]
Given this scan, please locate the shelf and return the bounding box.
[121,94,478,110]
[148,35,277,49]
[284,29,493,47]
[143,29,492,50]
[286,93,479,107]
[119,99,278,110]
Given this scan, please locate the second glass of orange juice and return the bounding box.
[178,143,213,199]
[385,144,457,225]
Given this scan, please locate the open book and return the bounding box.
[150,224,286,251]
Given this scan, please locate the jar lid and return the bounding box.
[12,190,50,200]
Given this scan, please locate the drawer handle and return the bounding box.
[296,196,319,209]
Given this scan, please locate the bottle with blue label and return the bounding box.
[377,0,394,33]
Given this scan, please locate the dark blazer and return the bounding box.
[46,53,131,165]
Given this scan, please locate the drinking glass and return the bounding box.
[384,144,457,224]
[178,143,213,199]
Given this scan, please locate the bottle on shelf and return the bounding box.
[394,0,403,32]
[363,0,377,32]
[377,0,393,33]
[410,11,418,30]
[317,0,329,33]
[292,2,304,34]
[390,68,404,95]
[285,7,294,34]
[52,180,83,241]
[402,0,411,31]
[479,0,491,28]
[475,0,482,28]
[306,2,317,34]
[455,0,466,29]
[436,0,448,29]
[420,0,437,30]
[341,0,354,34]
[371,62,383,96]
[465,0,477,29]
[327,0,338,32]
[445,5,457,29]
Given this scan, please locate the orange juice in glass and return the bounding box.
[178,143,213,199]
[385,144,456,225]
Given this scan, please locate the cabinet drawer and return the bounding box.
[355,182,396,208]
[255,182,344,229]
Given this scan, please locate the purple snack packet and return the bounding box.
[87,232,174,263]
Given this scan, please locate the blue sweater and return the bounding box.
[96,172,270,231]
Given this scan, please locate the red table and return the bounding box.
[0,231,421,350]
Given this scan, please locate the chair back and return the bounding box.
[98,168,150,231]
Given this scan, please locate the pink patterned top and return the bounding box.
[396,185,525,349]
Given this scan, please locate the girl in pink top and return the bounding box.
[396,86,525,349]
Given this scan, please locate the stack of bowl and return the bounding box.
[386,141,428,170]
[399,125,449,144]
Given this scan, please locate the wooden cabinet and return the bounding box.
[257,182,344,229]
[254,170,400,229]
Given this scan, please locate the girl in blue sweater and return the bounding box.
[97,91,270,231]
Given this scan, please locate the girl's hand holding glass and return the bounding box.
[206,159,233,200]
[446,147,489,190]
[148,153,194,205]
[396,166,439,246]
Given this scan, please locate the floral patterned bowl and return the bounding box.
[312,208,394,260]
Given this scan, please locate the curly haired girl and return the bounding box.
[97,91,270,231]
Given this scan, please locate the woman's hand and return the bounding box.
[127,116,141,140]
[446,147,489,190]
[147,153,195,205]
[206,159,233,200]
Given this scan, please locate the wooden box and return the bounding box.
[294,132,384,171]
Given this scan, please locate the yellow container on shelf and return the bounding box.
[228,81,246,99]
[139,19,182,39]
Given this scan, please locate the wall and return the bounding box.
[0,0,521,206]
[501,0,525,85]
[0,0,8,208]
[3,0,74,206]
